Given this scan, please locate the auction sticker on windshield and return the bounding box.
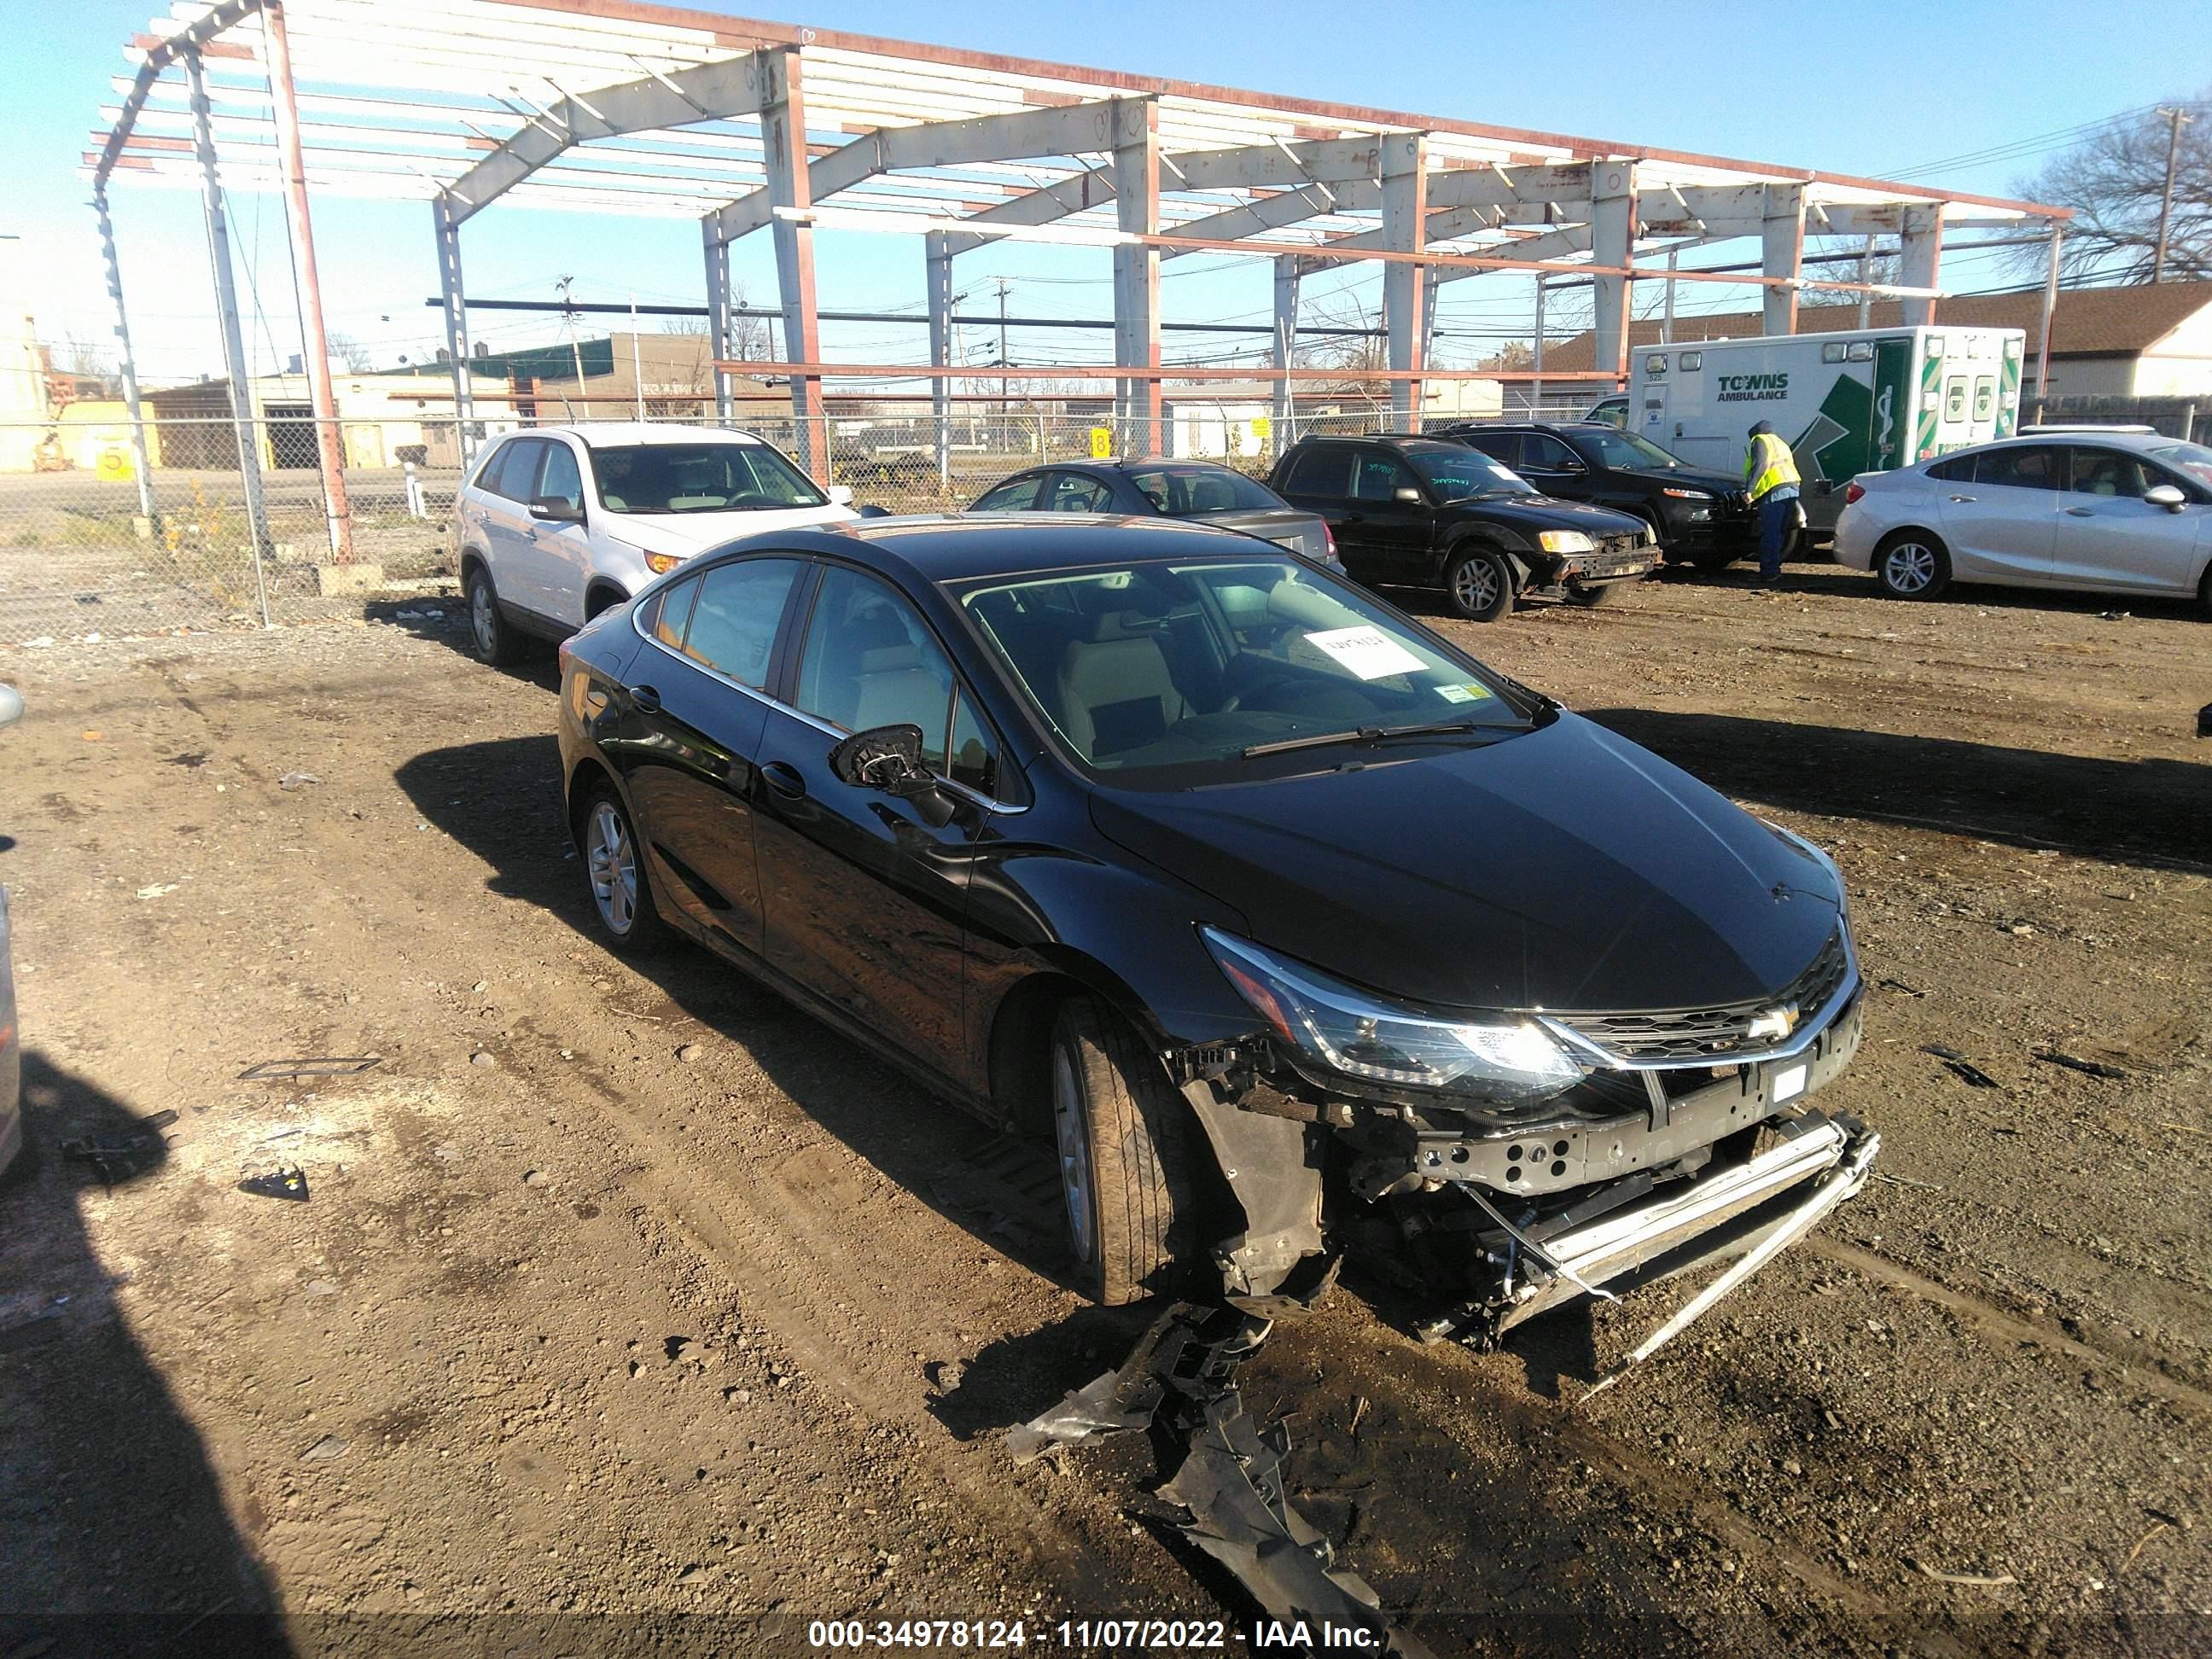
[1435,683,1494,705]
[1302,626,1424,681]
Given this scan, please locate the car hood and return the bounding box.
[1616,463,1744,497]
[601,502,859,556]
[1087,712,1841,1014]
[1443,495,1650,537]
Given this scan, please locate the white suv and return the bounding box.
[452,423,860,663]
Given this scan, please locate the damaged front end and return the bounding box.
[1170,922,1877,1348]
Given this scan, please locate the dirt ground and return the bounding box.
[0,556,2206,1656]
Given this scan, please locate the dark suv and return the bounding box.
[1435,422,1755,571]
[1268,435,1654,620]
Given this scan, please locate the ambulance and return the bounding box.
[1626,325,2026,537]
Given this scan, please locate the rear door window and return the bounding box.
[1282,445,1353,498]
[973,474,1045,511]
[1039,472,1116,513]
[1460,431,1519,466]
[642,575,701,649]
[1976,446,2061,489]
[679,558,808,688]
[489,438,546,502]
[1925,455,1976,482]
[1943,375,1970,422]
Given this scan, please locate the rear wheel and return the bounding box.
[2197,561,2211,618]
[464,563,527,666]
[580,785,668,956]
[1442,545,1516,623]
[1050,996,1191,1306]
[1874,531,1952,600]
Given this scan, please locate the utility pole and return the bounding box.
[1857,235,1875,328]
[2153,106,2194,283]
[556,275,585,415]
[994,277,1010,434]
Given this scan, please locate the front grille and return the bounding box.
[1557,928,1851,1062]
[1594,533,1646,567]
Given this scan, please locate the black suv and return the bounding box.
[1268,435,1654,620]
[1435,422,1755,571]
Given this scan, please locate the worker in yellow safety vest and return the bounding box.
[1743,420,1801,584]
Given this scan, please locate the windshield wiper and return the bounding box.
[1240,719,1490,759]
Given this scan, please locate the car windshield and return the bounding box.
[1126,465,1284,515]
[2147,440,2212,489]
[958,556,1529,783]
[1405,447,1534,501]
[591,442,826,515]
[1575,428,1684,470]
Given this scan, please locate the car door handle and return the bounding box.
[1947,494,1977,503]
[760,761,807,800]
[2065,505,2096,516]
[632,684,661,713]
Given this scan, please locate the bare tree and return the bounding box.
[2011,96,2211,282]
[61,329,111,377]
[662,282,772,361]
[324,330,375,372]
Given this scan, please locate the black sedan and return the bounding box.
[556,517,1875,1340]
[1268,434,1655,620]
[1437,422,1756,570]
[968,457,1339,570]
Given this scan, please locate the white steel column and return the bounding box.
[760,47,824,476]
[1591,160,1638,387]
[1381,133,1428,431]
[433,196,476,463]
[1761,184,1804,335]
[2034,220,2064,416]
[1272,255,1299,450]
[1530,277,1545,416]
[925,230,954,483]
[1898,204,1944,329]
[1110,97,1161,455]
[183,44,271,606]
[1857,235,1875,328]
[91,186,156,531]
[703,220,735,425]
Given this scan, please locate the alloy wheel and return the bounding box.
[586,800,637,934]
[1883,542,1937,595]
[1051,1046,1096,1266]
[1452,557,1500,614]
[470,579,498,655]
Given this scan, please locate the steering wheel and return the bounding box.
[1220,672,1302,714]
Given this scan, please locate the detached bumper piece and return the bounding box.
[1010,1302,1433,1659]
[1418,1110,1877,1349]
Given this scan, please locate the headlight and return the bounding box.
[1537,529,1595,555]
[1662,486,1713,500]
[643,550,684,574]
[1202,928,1586,1106]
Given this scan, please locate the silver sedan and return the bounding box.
[1834,433,2212,608]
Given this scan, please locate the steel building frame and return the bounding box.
[90,0,2069,492]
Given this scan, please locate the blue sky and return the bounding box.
[5,0,2206,384]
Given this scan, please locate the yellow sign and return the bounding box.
[1088,427,1112,459]
[95,447,135,482]
[1251,416,1271,440]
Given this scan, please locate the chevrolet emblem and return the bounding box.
[1747,1004,1800,1043]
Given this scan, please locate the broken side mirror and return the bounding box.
[2145,482,2186,512]
[827,723,957,827]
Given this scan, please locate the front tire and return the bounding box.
[1563,579,1624,608]
[464,563,527,666]
[1050,997,1191,1306]
[579,786,668,956]
[1442,545,1516,623]
[1874,531,1952,600]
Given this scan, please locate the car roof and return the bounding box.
[707,514,1290,585]
[521,422,775,448]
[1930,431,2184,462]
[1294,434,1464,454]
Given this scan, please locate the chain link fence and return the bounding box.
[0,394,1616,642]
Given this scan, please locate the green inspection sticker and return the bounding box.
[1435,683,1493,705]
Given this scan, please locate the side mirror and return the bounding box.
[1393,486,1424,504]
[826,483,856,507]
[2145,482,2186,511]
[0,684,20,730]
[827,723,956,826]
[529,496,584,523]
[856,503,893,520]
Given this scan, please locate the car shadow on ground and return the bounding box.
[1582,706,2208,870]
[393,734,1088,1303]
[0,1054,289,1653]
